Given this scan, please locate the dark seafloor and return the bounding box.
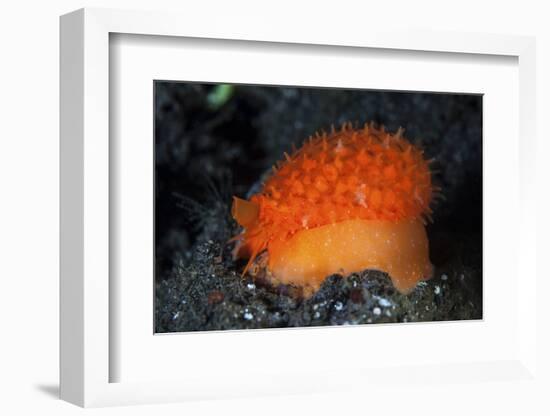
[154,82,482,332]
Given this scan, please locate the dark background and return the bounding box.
[154,82,482,332]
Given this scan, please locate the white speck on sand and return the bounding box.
[378,298,392,308]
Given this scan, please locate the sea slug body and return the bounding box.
[231,122,435,295]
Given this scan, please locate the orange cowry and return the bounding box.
[231,122,435,295]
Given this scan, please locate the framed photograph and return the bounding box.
[60,7,538,408]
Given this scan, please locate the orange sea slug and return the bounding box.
[231,122,435,295]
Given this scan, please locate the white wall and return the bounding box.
[1,0,548,414]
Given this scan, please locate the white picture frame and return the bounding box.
[60,7,538,408]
